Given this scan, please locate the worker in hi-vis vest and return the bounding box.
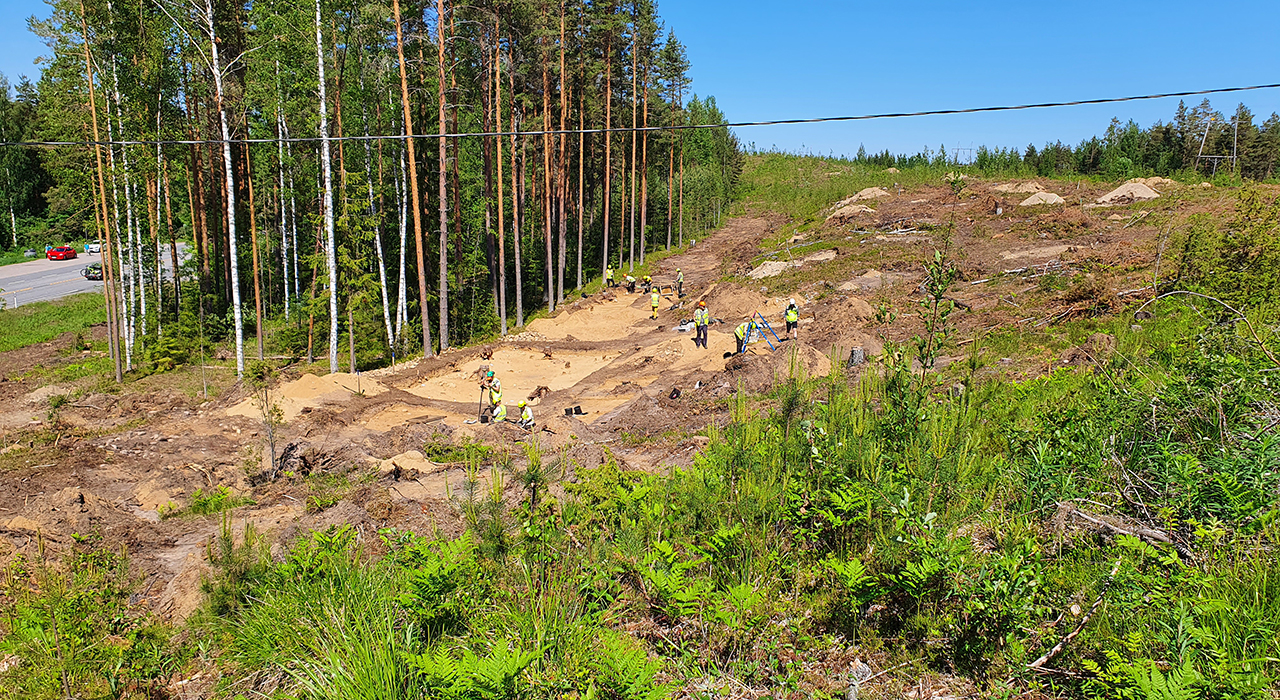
[785,298,800,341]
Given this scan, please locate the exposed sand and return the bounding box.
[227,372,387,422]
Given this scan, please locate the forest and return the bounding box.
[822,99,1280,183]
[0,0,742,378]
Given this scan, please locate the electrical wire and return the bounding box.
[2,82,1278,148]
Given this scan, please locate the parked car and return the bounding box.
[23,248,36,258]
[47,246,77,261]
[81,263,103,281]
[84,242,102,254]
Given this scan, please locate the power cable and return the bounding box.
[2,82,1278,148]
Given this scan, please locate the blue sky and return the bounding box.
[4,0,1279,158]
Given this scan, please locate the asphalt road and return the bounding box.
[0,253,103,307]
[0,244,189,308]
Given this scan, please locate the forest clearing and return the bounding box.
[2,0,1280,696]
[3,144,1280,698]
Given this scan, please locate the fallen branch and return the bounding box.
[1028,556,1122,670]
[860,658,918,685]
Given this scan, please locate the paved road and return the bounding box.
[0,244,189,308]
[0,254,103,307]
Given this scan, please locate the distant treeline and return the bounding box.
[848,100,1280,181]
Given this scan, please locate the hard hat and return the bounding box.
[517,399,526,407]
[698,300,706,307]
[486,370,494,377]
[789,298,796,305]
[676,267,681,272]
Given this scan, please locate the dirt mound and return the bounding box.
[526,296,650,341]
[994,181,1045,194]
[1019,192,1065,206]
[1127,177,1176,191]
[825,203,876,222]
[699,284,769,320]
[852,186,891,201]
[3,487,141,539]
[839,269,910,292]
[227,372,387,423]
[748,249,838,278]
[1096,182,1159,204]
[884,167,900,174]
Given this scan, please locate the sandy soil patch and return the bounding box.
[227,372,387,422]
[408,347,622,405]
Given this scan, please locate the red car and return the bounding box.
[47,246,78,261]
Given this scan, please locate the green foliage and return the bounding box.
[0,293,106,353]
[0,544,178,699]
[1175,188,1280,308]
[185,306,1280,697]
[163,486,251,519]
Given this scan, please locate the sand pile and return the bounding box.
[378,450,449,478]
[1019,192,1065,206]
[850,186,891,202]
[1096,182,1159,204]
[884,167,900,174]
[526,297,649,341]
[825,203,876,222]
[227,372,387,422]
[994,181,1045,194]
[698,284,769,321]
[746,249,837,279]
[1127,177,1176,191]
[839,269,909,292]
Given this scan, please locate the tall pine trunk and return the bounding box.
[494,13,508,334]
[392,0,433,357]
[77,0,122,382]
[435,0,450,351]
[628,26,637,272]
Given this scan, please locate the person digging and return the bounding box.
[784,298,800,341]
[625,275,636,293]
[650,286,662,320]
[480,370,503,421]
[491,401,508,423]
[693,300,710,348]
[642,275,653,294]
[517,399,535,430]
[734,319,751,355]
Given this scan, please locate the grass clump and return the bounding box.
[161,486,253,519]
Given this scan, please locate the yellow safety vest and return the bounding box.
[651,291,660,307]
[492,403,507,422]
[488,379,502,405]
[786,306,798,322]
[606,268,613,279]
[735,322,750,339]
[677,271,683,282]
[694,308,709,326]
[521,406,533,423]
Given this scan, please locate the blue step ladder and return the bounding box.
[750,312,783,351]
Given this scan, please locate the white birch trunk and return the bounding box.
[276,60,290,320]
[395,141,408,344]
[206,0,244,377]
[314,0,339,374]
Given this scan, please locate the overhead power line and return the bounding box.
[3,82,1278,148]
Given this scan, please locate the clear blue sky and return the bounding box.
[4,0,1279,159]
